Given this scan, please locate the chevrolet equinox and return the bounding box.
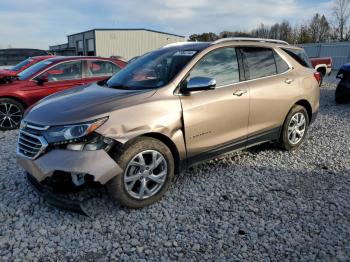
[17,38,320,211]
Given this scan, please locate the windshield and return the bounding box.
[11,58,33,71]
[18,60,54,80]
[107,49,198,90]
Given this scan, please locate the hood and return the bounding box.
[24,82,156,126]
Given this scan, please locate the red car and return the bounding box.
[0,55,54,77]
[0,56,126,130]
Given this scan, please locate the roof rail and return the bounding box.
[212,37,289,45]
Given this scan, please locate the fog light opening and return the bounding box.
[71,173,86,187]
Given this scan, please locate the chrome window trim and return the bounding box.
[175,45,293,93]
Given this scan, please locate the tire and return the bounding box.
[107,137,175,208]
[335,87,348,104]
[279,105,309,151]
[319,73,324,86]
[0,98,24,131]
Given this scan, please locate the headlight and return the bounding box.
[44,117,108,143]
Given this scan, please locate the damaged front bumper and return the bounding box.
[17,148,123,184]
[26,172,89,216]
[18,148,123,215]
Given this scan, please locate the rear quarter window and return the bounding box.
[282,48,312,68]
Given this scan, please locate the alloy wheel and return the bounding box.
[287,112,306,145]
[0,102,22,130]
[124,150,168,200]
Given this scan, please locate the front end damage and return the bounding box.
[16,121,123,215]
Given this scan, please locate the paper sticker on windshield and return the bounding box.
[174,51,197,56]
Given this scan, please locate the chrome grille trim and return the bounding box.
[17,131,48,160]
[21,121,50,131]
[27,124,50,131]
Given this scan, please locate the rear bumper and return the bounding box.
[17,149,123,184]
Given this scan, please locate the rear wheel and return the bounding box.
[107,137,174,208]
[279,105,309,151]
[0,98,24,131]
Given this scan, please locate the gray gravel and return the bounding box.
[0,81,349,261]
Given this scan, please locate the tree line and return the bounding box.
[189,0,350,44]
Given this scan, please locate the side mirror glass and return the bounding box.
[186,77,216,92]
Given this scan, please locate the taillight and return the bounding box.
[314,71,321,83]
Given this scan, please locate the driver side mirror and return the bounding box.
[36,75,48,86]
[183,77,216,93]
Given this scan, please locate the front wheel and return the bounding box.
[0,98,24,131]
[279,105,309,151]
[107,137,174,208]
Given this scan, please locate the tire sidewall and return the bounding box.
[281,105,309,151]
[107,137,174,208]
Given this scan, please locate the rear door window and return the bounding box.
[240,47,277,80]
[282,48,312,68]
[85,60,120,78]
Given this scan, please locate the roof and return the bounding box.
[44,56,124,63]
[67,28,185,38]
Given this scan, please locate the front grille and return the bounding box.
[17,131,48,159]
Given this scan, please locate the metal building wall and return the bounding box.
[67,30,95,55]
[301,42,350,69]
[95,30,185,60]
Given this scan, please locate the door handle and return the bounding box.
[285,78,294,84]
[233,89,247,96]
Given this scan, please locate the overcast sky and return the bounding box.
[0,0,333,50]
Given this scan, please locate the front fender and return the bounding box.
[95,94,187,161]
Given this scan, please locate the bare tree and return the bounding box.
[269,23,280,39]
[279,21,293,42]
[251,23,270,38]
[319,15,331,41]
[333,0,350,41]
[309,13,331,42]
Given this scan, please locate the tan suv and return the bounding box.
[17,38,320,213]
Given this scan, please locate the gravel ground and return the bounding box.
[0,80,349,261]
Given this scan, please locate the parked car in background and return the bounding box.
[16,38,320,213]
[335,63,350,104]
[310,57,332,84]
[0,56,126,130]
[0,55,54,77]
